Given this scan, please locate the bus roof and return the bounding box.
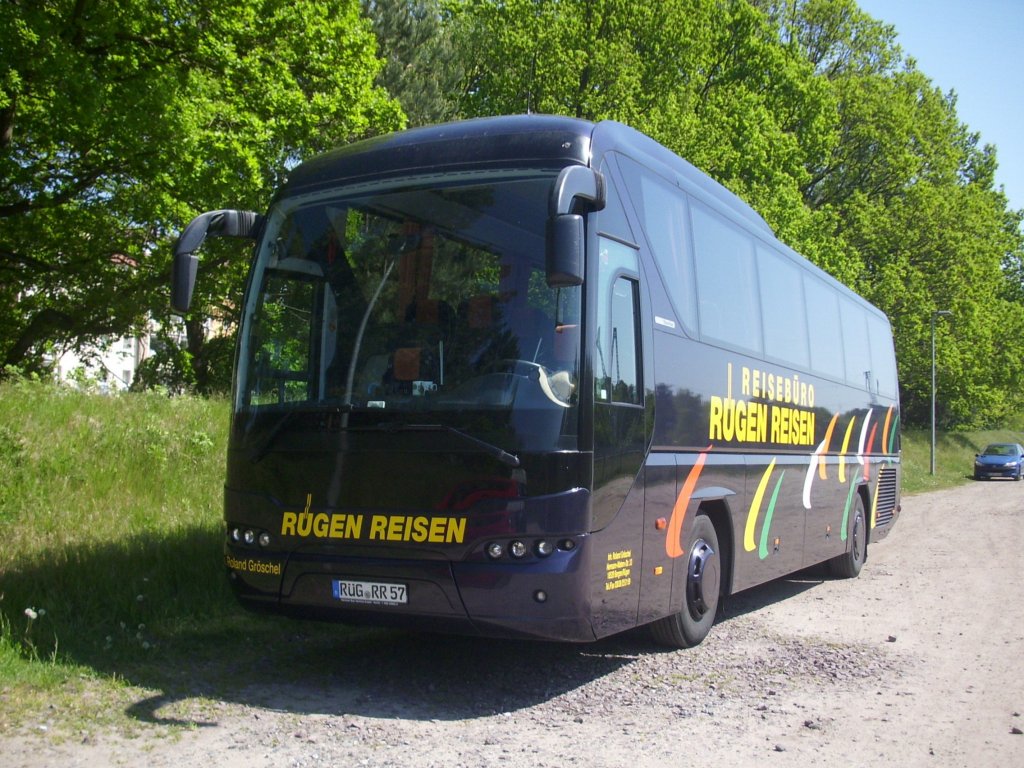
[280,115,596,197]
[279,116,770,240]
[275,115,879,320]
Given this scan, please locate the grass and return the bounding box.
[0,376,1020,735]
[0,377,379,736]
[900,426,1024,494]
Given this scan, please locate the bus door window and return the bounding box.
[595,239,642,404]
[592,236,646,531]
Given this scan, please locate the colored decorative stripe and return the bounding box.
[758,472,785,560]
[887,412,900,454]
[864,423,877,482]
[665,449,710,559]
[803,436,827,509]
[882,406,893,454]
[745,458,777,552]
[841,467,862,541]
[857,410,872,460]
[818,414,840,480]
[839,416,857,484]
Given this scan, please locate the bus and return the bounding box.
[171,116,901,647]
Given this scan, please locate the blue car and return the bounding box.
[973,443,1024,480]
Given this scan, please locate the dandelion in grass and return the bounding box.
[21,606,44,656]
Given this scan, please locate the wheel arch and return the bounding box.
[859,482,872,561]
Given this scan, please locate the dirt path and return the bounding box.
[4,481,1023,767]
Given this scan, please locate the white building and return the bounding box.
[51,331,155,392]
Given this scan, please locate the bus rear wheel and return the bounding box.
[828,492,866,578]
[650,514,721,648]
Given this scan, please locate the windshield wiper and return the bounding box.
[249,405,353,463]
[377,423,521,468]
[250,411,520,467]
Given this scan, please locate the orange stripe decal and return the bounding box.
[666,449,711,559]
[882,406,893,455]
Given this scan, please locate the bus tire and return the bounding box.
[829,491,867,578]
[650,514,721,648]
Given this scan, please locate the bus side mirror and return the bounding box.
[171,209,263,314]
[546,215,585,287]
[171,251,200,314]
[546,165,605,288]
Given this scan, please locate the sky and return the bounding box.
[856,0,1024,212]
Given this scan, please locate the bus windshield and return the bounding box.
[235,171,582,454]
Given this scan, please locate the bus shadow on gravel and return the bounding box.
[123,628,649,726]
[121,575,831,727]
[1,525,646,726]
[3,524,837,729]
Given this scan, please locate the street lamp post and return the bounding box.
[930,310,953,475]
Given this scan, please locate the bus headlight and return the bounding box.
[486,542,504,559]
[535,540,553,557]
[509,540,527,558]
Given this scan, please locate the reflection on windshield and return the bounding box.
[235,174,582,453]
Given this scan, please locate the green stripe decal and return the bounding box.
[887,412,900,454]
[758,471,786,560]
[841,467,862,541]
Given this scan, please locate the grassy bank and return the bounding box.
[0,378,1020,732]
[900,426,1024,494]
[0,378,376,734]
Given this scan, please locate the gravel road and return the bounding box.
[5,480,1023,767]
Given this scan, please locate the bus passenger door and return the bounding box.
[590,236,648,637]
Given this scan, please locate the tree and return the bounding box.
[0,0,403,385]
[445,0,852,274]
[769,0,1024,425]
[363,0,461,127]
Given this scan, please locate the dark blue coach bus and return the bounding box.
[171,116,901,647]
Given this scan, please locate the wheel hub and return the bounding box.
[851,510,863,563]
[686,538,719,620]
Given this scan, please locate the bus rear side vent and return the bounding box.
[874,467,898,526]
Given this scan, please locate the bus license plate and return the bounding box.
[332,579,408,606]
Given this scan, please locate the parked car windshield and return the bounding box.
[981,444,1020,456]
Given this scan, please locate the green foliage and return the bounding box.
[364,0,461,126]
[1,0,403,379]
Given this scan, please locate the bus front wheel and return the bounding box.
[650,514,721,648]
